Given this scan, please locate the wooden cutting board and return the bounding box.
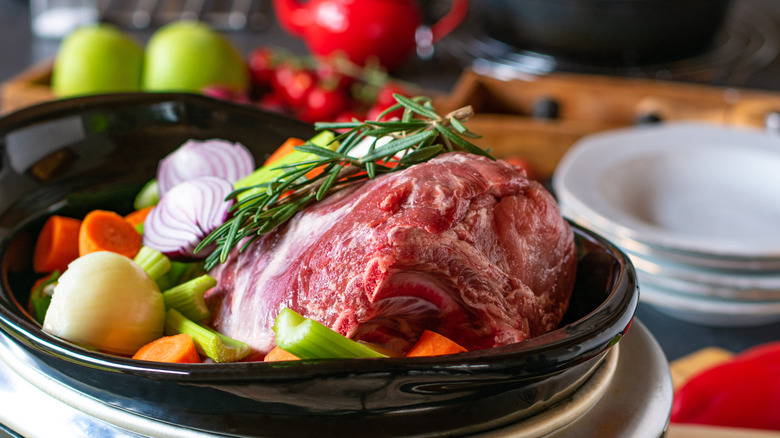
[1,59,54,114]
[434,70,780,178]
[669,346,734,391]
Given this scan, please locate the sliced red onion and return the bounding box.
[143,176,234,260]
[157,139,255,195]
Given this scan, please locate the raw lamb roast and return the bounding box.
[206,152,577,355]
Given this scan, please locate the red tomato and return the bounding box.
[297,85,350,123]
[315,61,353,92]
[367,102,403,121]
[502,156,538,180]
[368,82,410,121]
[271,62,316,109]
[248,47,277,90]
[375,82,409,108]
[334,108,366,123]
[331,108,367,132]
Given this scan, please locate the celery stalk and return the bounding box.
[133,246,171,281]
[234,131,338,202]
[273,308,387,359]
[134,179,160,210]
[156,261,204,291]
[30,271,60,325]
[164,309,250,363]
[162,274,215,322]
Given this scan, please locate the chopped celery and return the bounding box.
[30,271,60,325]
[162,274,215,322]
[234,131,338,202]
[155,261,204,292]
[133,246,171,281]
[164,309,250,363]
[31,298,52,326]
[273,307,387,359]
[134,179,160,210]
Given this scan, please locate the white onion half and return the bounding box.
[143,176,234,259]
[157,139,255,195]
[42,251,165,356]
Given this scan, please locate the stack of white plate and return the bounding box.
[553,122,780,327]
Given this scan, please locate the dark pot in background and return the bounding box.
[474,0,734,65]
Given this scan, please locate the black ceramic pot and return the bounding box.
[473,0,734,65]
[0,94,638,437]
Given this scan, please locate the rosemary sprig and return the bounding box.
[196,95,492,270]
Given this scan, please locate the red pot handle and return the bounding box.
[429,0,469,43]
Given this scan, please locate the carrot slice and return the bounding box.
[78,210,142,258]
[305,165,326,181]
[264,345,300,362]
[503,156,538,180]
[124,206,153,228]
[132,333,201,363]
[264,137,305,166]
[406,330,468,357]
[33,215,82,273]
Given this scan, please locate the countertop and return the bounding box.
[2,0,780,363]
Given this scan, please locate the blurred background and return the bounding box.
[6,0,780,92]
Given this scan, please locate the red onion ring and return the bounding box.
[143,176,234,260]
[157,139,255,195]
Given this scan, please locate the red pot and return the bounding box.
[273,0,468,70]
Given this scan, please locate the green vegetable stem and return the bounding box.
[133,246,171,281]
[164,308,250,363]
[162,274,215,322]
[273,307,387,359]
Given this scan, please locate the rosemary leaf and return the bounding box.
[239,235,259,253]
[317,164,343,201]
[360,130,437,163]
[219,209,246,264]
[374,102,404,121]
[292,144,348,160]
[457,130,483,139]
[314,121,363,131]
[400,144,444,164]
[266,158,330,170]
[273,165,316,194]
[394,94,439,120]
[266,194,314,231]
[450,117,467,134]
[196,217,235,249]
[363,120,428,130]
[361,126,424,137]
[365,138,379,179]
[433,123,493,158]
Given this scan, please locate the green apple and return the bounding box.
[51,24,144,97]
[142,21,249,93]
